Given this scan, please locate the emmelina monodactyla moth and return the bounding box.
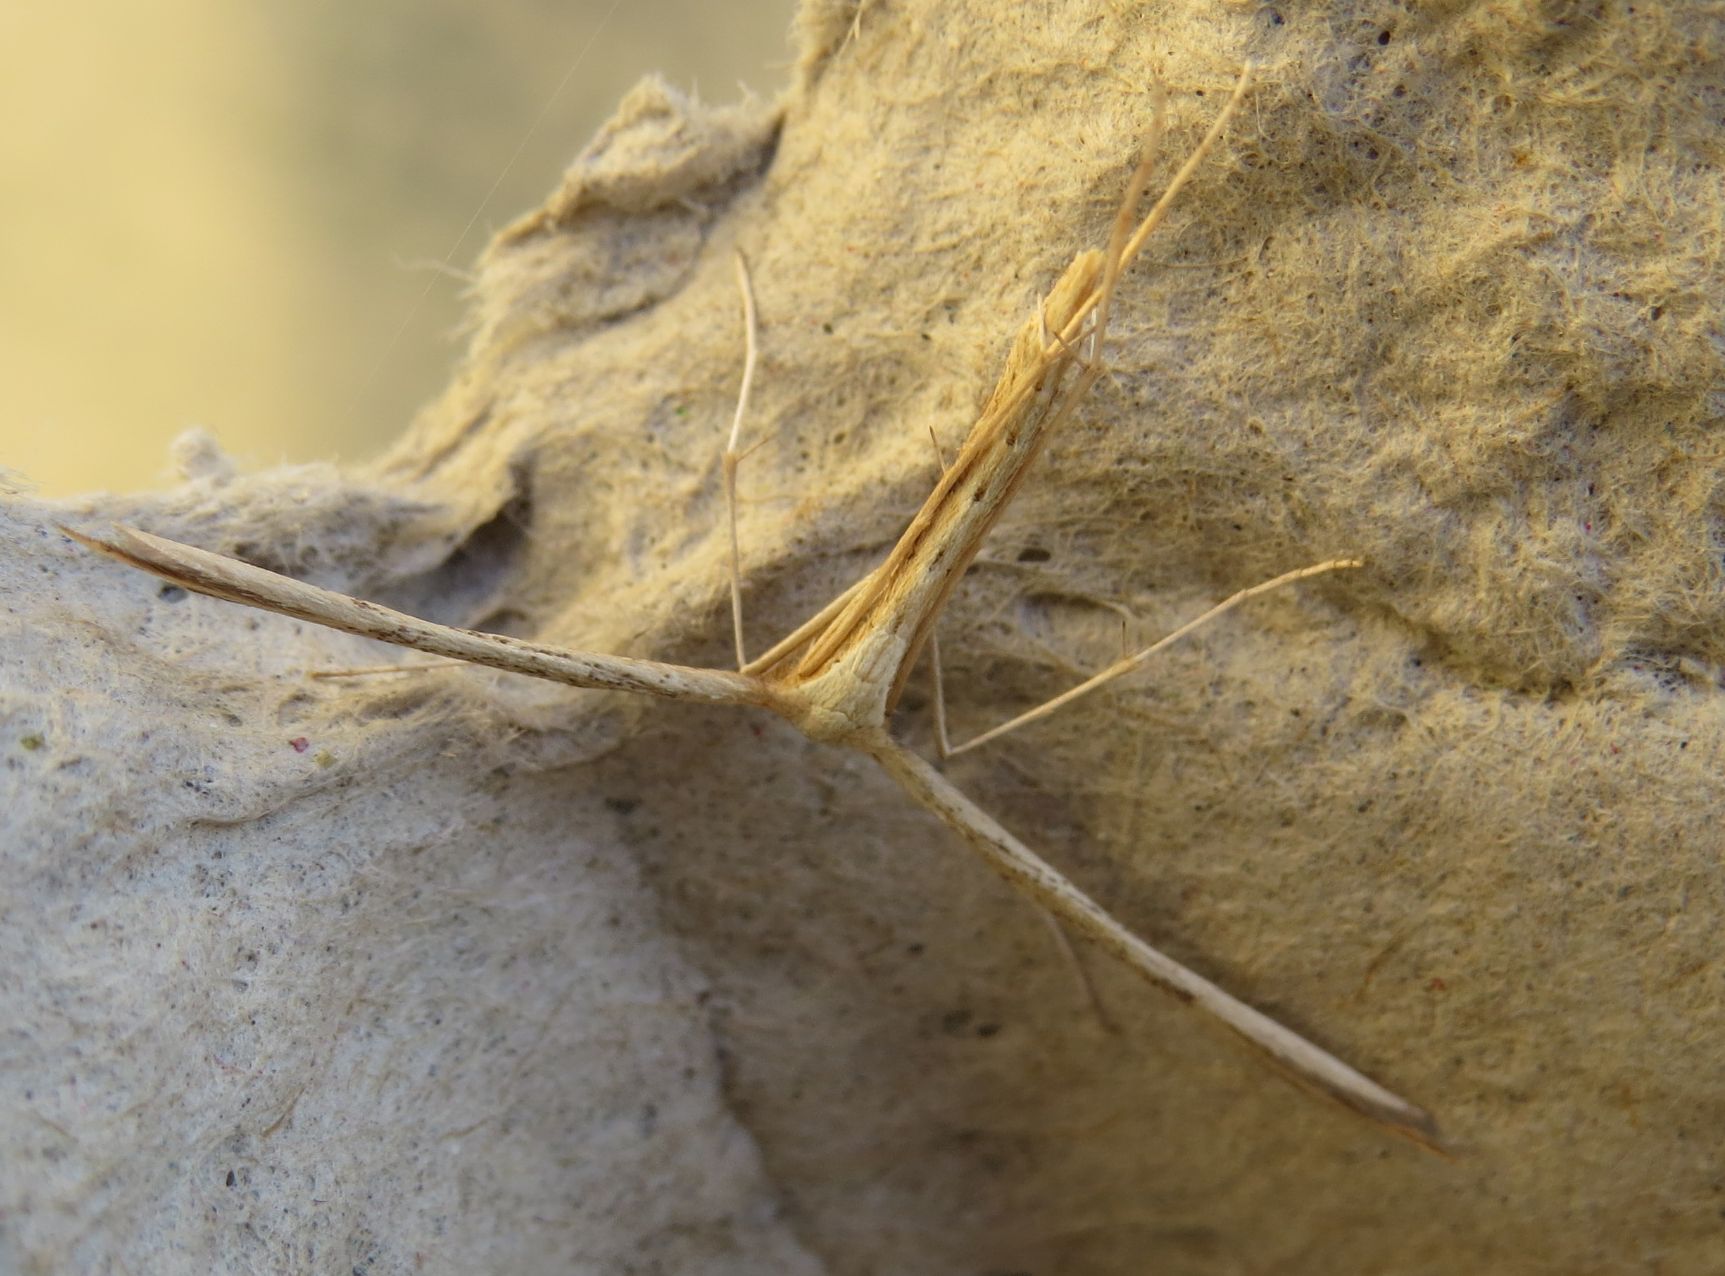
[66,65,1440,1151]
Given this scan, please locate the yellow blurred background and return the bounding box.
[0,0,793,497]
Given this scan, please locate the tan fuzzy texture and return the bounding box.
[6,1,1725,1272]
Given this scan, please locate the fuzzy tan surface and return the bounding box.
[6,1,1724,1272]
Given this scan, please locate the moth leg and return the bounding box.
[949,559,1362,756]
[722,250,763,670]
[1038,908,1119,1035]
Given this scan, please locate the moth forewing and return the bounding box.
[866,738,1441,1149]
[63,524,766,709]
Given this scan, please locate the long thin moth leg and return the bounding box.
[723,250,762,670]
[948,558,1363,756]
[928,632,953,760]
[1036,906,1118,1035]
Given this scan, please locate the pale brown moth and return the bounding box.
[65,65,1440,1150]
